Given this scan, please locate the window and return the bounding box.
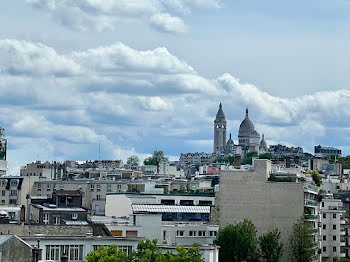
[43,213,50,225]
[107,184,112,192]
[9,199,17,205]
[69,245,83,260]
[96,185,101,192]
[117,185,122,190]
[322,202,325,207]
[333,214,336,219]
[90,184,95,191]
[46,245,60,260]
[323,224,326,230]
[10,190,17,196]
[53,184,56,190]
[323,247,326,252]
[333,235,336,241]
[46,245,83,261]
[47,184,52,191]
[209,231,217,237]
[323,236,326,241]
[333,247,337,252]
[189,231,196,236]
[60,184,64,190]
[37,184,42,191]
[118,246,133,255]
[2,190,5,196]
[198,231,206,237]
[96,195,101,200]
[163,230,167,241]
[10,180,18,187]
[72,213,78,220]
[1,200,5,204]
[54,216,60,225]
[333,225,336,230]
[323,214,326,218]
[177,230,184,236]
[1,180,6,186]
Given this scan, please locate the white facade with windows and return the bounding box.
[320,197,346,259]
[22,236,219,262]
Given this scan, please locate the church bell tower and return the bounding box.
[213,103,227,154]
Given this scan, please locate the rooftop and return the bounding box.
[32,204,86,212]
[132,204,210,214]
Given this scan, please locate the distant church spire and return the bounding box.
[246,107,249,118]
[213,102,227,154]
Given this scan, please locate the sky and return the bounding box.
[1,0,350,175]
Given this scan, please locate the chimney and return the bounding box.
[234,156,241,168]
[20,205,26,222]
[32,247,42,262]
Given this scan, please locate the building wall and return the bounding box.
[0,236,33,262]
[0,160,7,176]
[320,198,346,259]
[0,176,39,206]
[0,224,93,236]
[33,180,128,215]
[218,159,304,261]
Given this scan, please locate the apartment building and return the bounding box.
[218,159,320,262]
[0,176,39,206]
[320,197,346,260]
[104,193,218,246]
[33,180,129,215]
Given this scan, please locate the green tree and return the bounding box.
[306,170,322,187]
[86,245,132,262]
[242,151,258,165]
[214,219,259,262]
[168,244,204,262]
[259,229,284,262]
[134,239,164,262]
[127,155,140,167]
[143,150,169,174]
[289,217,316,262]
[86,240,203,262]
[259,153,273,160]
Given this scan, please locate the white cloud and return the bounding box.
[0,39,81,76]
[139,96,173,112]
[150,13,187,34]
[26,0,219,33]
[71,42,194,74]
[1,39,350,174]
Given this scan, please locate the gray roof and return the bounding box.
[32,204,86,212]
[239,108,255,134]
[132,204,210,214]
[215,103,226,121]
[65,220,89,225]
[0,235,13,246]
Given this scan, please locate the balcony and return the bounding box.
[311,228,318,234]
[305,215,318,221]
[340,229,346,235]
[340,241,346,247]
[304,200,317,207]
[341,219,346,225]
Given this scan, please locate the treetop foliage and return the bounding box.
[86,239,204,262]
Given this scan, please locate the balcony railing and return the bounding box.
[305,215,318,220]
[304,200,317,207]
